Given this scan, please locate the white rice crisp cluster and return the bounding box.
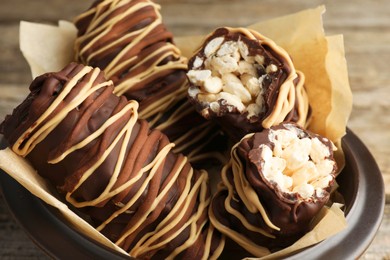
[187,36,278,119]
[260,126,335,199]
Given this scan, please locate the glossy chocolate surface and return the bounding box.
[0,63,222,259]
[187,27,309,142]
[210,123,337,255]
[74,0,227,166]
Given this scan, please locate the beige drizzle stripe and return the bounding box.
[90,3,159,65]
[48,100,137,164]
[155,102,194,131]
[75,0,189,107]
[73,0,115,34]
[142,85,187,121]
[96,106,136,201]
[116,156,202,248]
[112,50,184,95]
[96,143,174,231]
[39,76,114,158]
[209,202,271,257]
[105,11,187,85]
[108,43,183,80]
[295,71,310,127]
[220,159,275,237]
[100,133,173,204]
[104,4,162,73]
[105,54,138,79]
[202,225,214,260]
[71,141,171,209]
[141,85,187,123]
[274,83,296,124]
[75,0,201,156]
[65,103,138,206]
[87,29,141,66]
[79,1,147,59]
[166,179,210,259]
[132,172,209,257]
[75,0,125,58]
[84,3,163,62]
[172,122,212,152]
[85,0,128,33]
[84,2,158,65]
[155,96,192,126]
[64,103,139,207]
[202,225,225,260]
[114,58,182,96]
[231,140,280,231]
[41,80,114,159]
[129,160,194,254]
[114,53,187,96]
[77,26,109,61]
[114,149,182,245]
[228,136,256,212]
[224,27,298,128]
[210,227,226,260]
[13,66,94,156]
[168,220,208,260]
[101,143,174,234]
[77,2,159,65]
[186,151,227,165]
[223,134,279,231]
[172,122,223,160]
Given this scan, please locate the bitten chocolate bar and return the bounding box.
[187,27,310,142]
[0,63,224,259]
[209,122,336,256]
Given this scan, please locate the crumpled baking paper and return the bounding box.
[1,5,351,259]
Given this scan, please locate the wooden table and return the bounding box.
[0,0,389,258]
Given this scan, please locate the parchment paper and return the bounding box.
[20,20,77,78]
[0,5,352,259]
[175,5,353,159]
[0,148,128,256]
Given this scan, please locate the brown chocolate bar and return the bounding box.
[209,122,336,256]
[0,63,224,259]
[187,27,310,142]
[74,0,186,110]
[74,0,227,165]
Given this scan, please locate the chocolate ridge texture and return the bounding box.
[0,63,224,259]
[74,0,227,165]
[74,0,186,110]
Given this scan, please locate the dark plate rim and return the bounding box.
[0,129,385,259]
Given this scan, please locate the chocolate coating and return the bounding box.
[209,123,337,256]
[0,63,223,259]
[74,0,227,166]
[187,27,310,142]
[74,0,185,107]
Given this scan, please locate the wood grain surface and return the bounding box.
[0,0,389,259]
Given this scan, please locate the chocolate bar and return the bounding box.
[74,0,186,110]
[0,63,224,259]
[74,0,227,165]
[209,122,336,256]
[187,27,310,142]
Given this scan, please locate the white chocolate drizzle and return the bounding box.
[74,0,224,165]
[209,134,274,257]
[74,0,187,103]
[209,125,336,257]
[188,27,310,129]
[11,65,223,259]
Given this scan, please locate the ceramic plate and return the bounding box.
[0,129,385,259]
